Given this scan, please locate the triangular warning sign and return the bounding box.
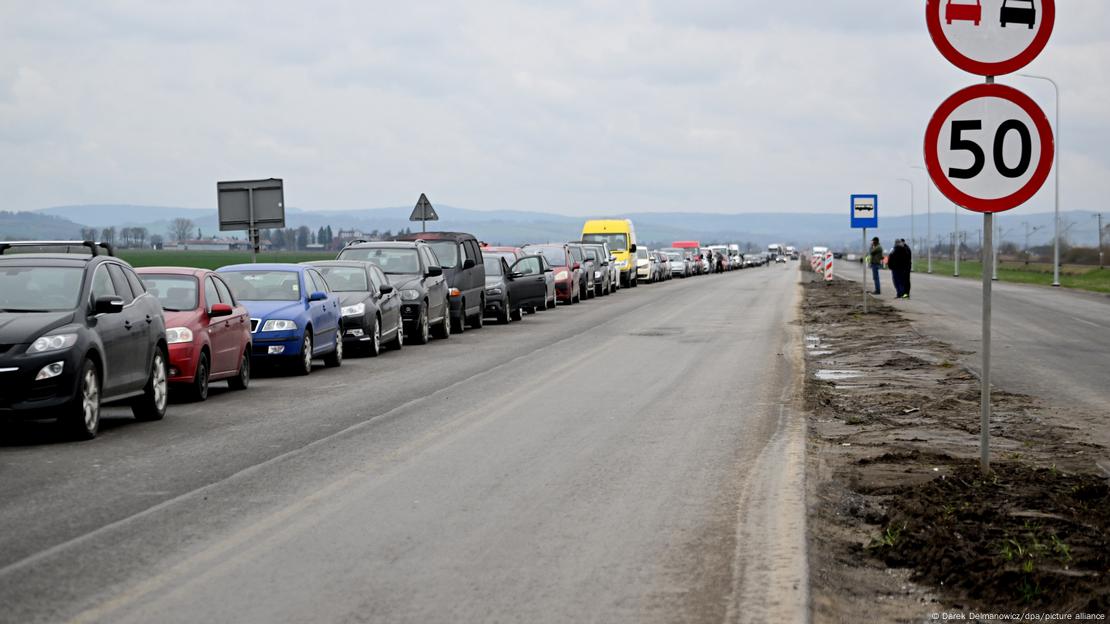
[409,193,439,222]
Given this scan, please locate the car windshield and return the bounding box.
[0,266,84,312]
[584,248,600,262]
[636,249,649,259]
[583,233,628,252]
[221,270,301,302]
[315,267,369,292]
[526,246,567,266]
[482,256,503,276]
[141,274,199,311]
[339,248,421,274]
[665,252,683,261]
[425,241,459,269]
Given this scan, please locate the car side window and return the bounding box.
[465,240,481,265]
[514,257,541,276]
[90,265,116,302]
[213,277,236,305]
[421,247,438,270]
[106,264,134,304]
[309,270,329,293]
[204,277,220,309]
[124,268,147,297]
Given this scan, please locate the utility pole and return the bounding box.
[1022,222,1043,266]
[911,165,933,273]
[953,203,960,276]
[1097,213,1104,270]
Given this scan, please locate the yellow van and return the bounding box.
[581,219,639,287]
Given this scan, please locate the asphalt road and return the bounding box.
[840,265,1110,451]
[0,264,806,624]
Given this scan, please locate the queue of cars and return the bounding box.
[0,227,769,440]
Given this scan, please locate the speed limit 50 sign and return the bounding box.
[926,0,1055,76]
[925,83,1054,213]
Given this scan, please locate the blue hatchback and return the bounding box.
[217,264,343,375]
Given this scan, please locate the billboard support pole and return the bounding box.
[248,187,257,264]
[981,211,994,473]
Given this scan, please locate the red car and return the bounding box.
[521,243,581,304]
[137,267,252,401]
[946,0,982,26]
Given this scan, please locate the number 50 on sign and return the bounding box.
[924,83,1054,213]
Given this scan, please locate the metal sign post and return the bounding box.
[409,193,439,233]
[850,194,879,313]
[218,178,286,263]
[924,1,1056,472]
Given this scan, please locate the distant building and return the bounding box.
[164,238,270,252]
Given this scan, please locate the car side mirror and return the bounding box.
[510,272,524,279]
[572,262,581,270]
[463,258,476,270]
[209,303,233,317]
[308,291,328,302]
[93,295,125,315]
[425,266,443,277]
[544,268,553,273]
[629,244,638,253]
[379,284,395,295]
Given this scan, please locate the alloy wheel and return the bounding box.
[82,367,100,432]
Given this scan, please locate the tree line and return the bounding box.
[83,217,414,251]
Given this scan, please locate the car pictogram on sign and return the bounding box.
[1001,0,1036,29]
[946,0,982,26]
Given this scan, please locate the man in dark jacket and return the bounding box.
[887,239,912,299]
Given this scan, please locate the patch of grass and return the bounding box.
[118,249,336,270]
[926,260,1110,294]
[867,523,905,550]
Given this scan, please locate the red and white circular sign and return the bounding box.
[926,0,1055,76]
[924,83,1054,213]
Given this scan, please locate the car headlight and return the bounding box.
[260,319,297,332]
[400,289,421,301]
[28,333,78,354]
[341,302,366,317]
[554,270,569,281]
[486,287,503,296]
[165,327,194,344]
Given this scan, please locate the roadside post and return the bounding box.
[925,0,1056,472]
[824,252,834,283]
[851,194,879,313]
[409,193,439,233]
[217,178,286,263]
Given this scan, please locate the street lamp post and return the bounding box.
[897,178,916,271]
[1021,222,1043,266]
[911,166,933,273]
[1019,74,1061,287]
[954,204,960,276]
[1096,213,1104,270]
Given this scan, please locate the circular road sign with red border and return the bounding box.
[925,83,1054,213]
[926,0,1055,76]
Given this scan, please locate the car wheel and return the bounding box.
[547,296,555,309]
[132,349,168,421]
[61,358,100,440]
[228,350,250,390]
[436,301,453,339]
[498,305,511,324]
[510,307,524,322]
[451,310,465,334]
[386,319,403,351]
[295,333,314,375]
[469,303,485,329]
[367,318,382,357]
[324,329,343,367]
[188,351,210,402]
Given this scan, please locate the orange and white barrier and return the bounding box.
[823,252,834,281]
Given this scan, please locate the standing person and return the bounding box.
[868,237,884,295]
[887,239,908,298]
[900,239,913,299]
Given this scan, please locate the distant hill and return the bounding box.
[0,211,84,240]
[30,204,1103,250]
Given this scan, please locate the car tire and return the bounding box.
[188,351,210,402]
[547,296,556,309]
[60,358,100,440]
[386,320,403,351]
[414,305,431,344]
[295,333,314,375]
[498,305,511,324]
[324,330,343,367]
[132,349,168,421]
[468,303,484,329]
[451,309,466,334]
[367,318,382,357]
[228,350,250,390]
[510,307,524,322]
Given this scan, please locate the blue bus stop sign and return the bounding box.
[850,194,878,229]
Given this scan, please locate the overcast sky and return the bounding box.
[1,1,1107,218]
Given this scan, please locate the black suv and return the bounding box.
[393,232,486,333]
[0,241,168,439]
[337,241,450,344]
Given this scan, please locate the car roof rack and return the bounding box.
[0,240,116,257]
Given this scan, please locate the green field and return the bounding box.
[118,249,336,270]
[922,260,1110,294]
